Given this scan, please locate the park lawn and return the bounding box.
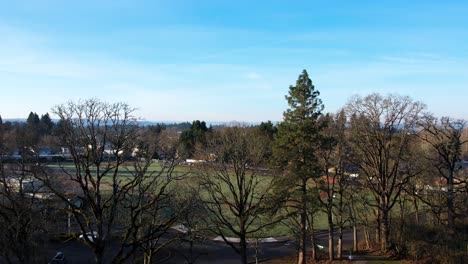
[253,210,328,237]
[199,202,330,238]
[47,160,192,186]
[46,161,335,237]
[202,216,328,238]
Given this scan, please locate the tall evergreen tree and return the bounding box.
[26,112,40,125]
[255,121,278,162]
[23,112,40,147]
[273,70,325,264]
[257,121,277,139]
[40,113,54,135]
[178,120,209,159]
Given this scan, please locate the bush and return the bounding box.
[391,222,468,263]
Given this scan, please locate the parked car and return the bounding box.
[49,252,67,264]
[79,231,98,242]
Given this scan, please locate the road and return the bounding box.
[45,229,358,263]
[163,229,357,264]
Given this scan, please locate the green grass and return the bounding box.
[47,161,191,188]
[45,161,348,237]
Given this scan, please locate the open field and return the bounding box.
[45,161,429,239]
[45,161,333,237]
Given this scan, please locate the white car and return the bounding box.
[79,231,98,242]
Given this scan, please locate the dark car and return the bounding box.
[49,252,68,264]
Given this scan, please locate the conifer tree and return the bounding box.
[273,70,325,264]
[40,113,54,135]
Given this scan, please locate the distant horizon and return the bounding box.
[1,117,275,126]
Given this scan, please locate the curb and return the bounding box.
[212,236,291,244]
[154,248,172,264]
[248,257,281,264]
[171,224,329,244]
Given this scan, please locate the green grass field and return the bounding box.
[45,161,394,238]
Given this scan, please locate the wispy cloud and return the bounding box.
[245,72,261,80]
[0,25,288,121]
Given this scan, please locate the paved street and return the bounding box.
[45,229,358,263]
[163,229,357,263]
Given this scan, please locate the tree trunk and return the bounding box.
[398,198,406,248]
[337,193,344,259]
[381,208,389,253]
[337,226,343,259]
[255,238,260,264]
[413,197,419,225]
[240,234,248,264]
[189,239,194,264]
[310,213,317,262]
[298,211,307,264]
[327,212,334,260]
[94,244,105,264]
[298,181,307,264]
[364,226,371,250]
[95,252,103,264]
[18,253,26,264]
[353,223,358,252]
[144,251,153,264]
[310,233,317,262]
[375,209,381,245]
[447,170,454,232]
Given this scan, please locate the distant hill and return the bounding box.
[137,120,275,127]
[3,118,278,127]
[3,118,27,123]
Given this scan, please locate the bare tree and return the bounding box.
[0,127,49,263]
[197,127,281,264]
[326,111,354,259]
[315,113,336,260]
[118,126,187,264]
[417,116,467,231]
[349,187,373,251]
[346,93,425,252]
[173,186,209,264]
[116,157,184,264]
[36,99,183,263]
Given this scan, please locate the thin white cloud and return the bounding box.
[0,25,287,121]
[246,72,262,80]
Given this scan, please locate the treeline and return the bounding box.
[0,71,467,264]
[0,113,278,163]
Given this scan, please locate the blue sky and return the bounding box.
[1,1,467,122]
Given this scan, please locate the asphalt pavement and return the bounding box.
[163,229,357,264]
[45,229,359,263]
